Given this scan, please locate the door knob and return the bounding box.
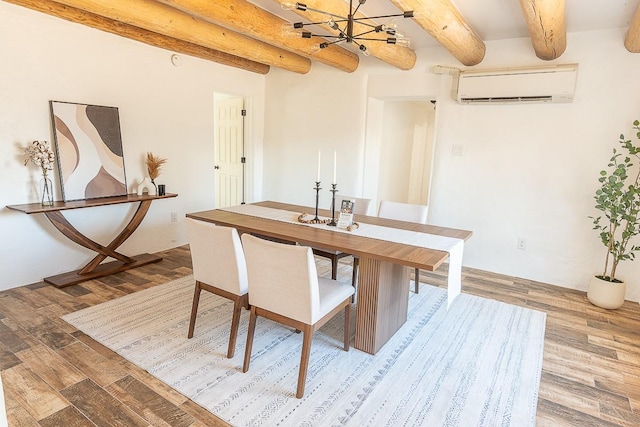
[214,165,220,170]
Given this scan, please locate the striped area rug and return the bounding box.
[62,275,546,426]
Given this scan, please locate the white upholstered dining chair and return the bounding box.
[185,218,249,358]
[312,196,372,287]
[241,233,354,399]
[377,200,429,294]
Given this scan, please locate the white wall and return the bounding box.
[262,65,369,209]
[263,29,640,302]
[0,2,265,290]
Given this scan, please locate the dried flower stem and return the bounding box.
[146,152,167,181]
[24,140,55,177]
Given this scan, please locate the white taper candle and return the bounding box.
[333,150,337,184]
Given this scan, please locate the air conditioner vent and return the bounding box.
[452,64,578,104]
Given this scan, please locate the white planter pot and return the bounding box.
[587,275,626,309]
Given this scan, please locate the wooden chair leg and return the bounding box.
[296,325,313,399]
[414,268,420,294]
[243,307,258,373]
[351,257,359,302]
[187,282,203,339]
[227,299,243,358]
[343,303,351,351]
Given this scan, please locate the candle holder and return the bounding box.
[328,183,338,226]
[311,181,322,223]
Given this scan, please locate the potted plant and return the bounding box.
[589,120,640,309]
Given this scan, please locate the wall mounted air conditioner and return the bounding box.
[452,64,578,104]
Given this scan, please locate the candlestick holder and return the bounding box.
[311,181,323,223]
[328,183,338,226]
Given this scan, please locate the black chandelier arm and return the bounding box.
[351,0,364,16]
[350,28,385,39]
[298,5,346,21]
[302,33,349,41]
[352,11,414,22]
[351,36,400,42]
[348,13,414,30]
[294,19,344,28]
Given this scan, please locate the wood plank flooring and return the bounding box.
[1,245,639,426]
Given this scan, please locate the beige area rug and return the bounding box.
[62,275,546,426]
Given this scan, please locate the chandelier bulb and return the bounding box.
[387,37,411,47]
[281,23,297,36]
[324,18,339,30]
[382,21,397,32]
[282,2,307,11]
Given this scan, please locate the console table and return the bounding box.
[6,193,178,288]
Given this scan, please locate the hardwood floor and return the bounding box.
[1,245,639,426]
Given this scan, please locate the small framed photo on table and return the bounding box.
[337,199,354,229]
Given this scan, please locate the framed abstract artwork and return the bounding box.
[49,101,128,201]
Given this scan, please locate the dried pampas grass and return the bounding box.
[146,152,167,181]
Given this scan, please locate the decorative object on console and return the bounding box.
[282,0,413,55]
[137,177,157,196]
[328,183,338,226]
[146,151,166,194]
[297,212,329,224]
[588,119,640,309]
[50,101,127,201]
[309,180,324,223]
[23,140,55,206]
[337,198,354,229]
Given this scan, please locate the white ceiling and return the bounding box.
[249,0,639,51]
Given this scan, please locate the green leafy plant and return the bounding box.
[591,120,640,282]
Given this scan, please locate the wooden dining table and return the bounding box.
[187,200,472,355]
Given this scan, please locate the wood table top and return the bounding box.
[187,200,472,272]
[6,193,178,214]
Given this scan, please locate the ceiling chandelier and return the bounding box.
[282,0,414,55]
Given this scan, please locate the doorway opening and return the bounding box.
[363,98,437,214]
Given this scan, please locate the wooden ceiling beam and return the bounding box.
[46,0,311,74]
[518,0,566,60]
[390,0,485,66]
[271,0,417,71]
[156,0,359,73]
[4,0,270,74]
[625,5,640,53]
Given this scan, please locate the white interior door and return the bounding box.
[214,95,244,208]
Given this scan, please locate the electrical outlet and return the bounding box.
[452,144,464,156]
[171,212,177,223]
[517,238,526,250]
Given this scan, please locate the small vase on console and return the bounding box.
[137,177,157,196]
[40,172,53,206]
